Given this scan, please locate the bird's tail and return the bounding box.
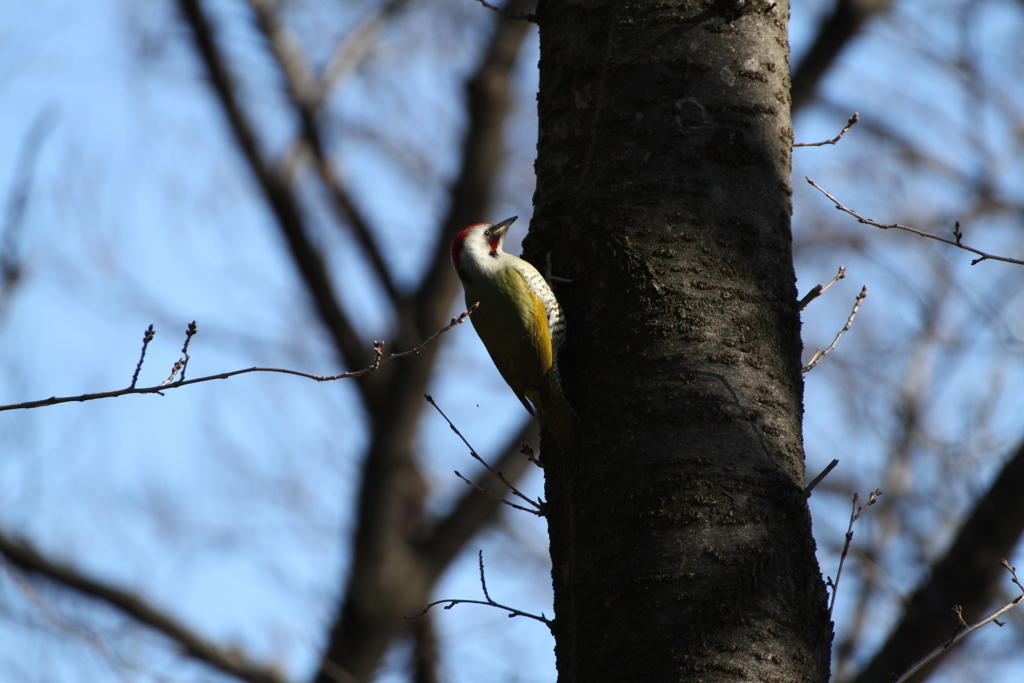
[536,367,580,463]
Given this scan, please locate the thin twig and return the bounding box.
[890,561,1024,683]
[371,340,384,371]
[179,321,198,382]
[793,112,859,147]
[520,443,543,469]
[804,458,839,496]
[452,471,540,515]
[802,285,867,373]
[797,266,846,311]
[806,177,1024,266]
[130,325,156,389]
[827,489,882,619]
[425,394,545,515]
[405,550,552,628]
[161,359,186,387]
[474,0,537,22]
[477,549,493,602]
[0,306,476,412]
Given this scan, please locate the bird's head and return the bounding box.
[451,216,517,276]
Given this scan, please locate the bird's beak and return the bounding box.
[491,216,517,238]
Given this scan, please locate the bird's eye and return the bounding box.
[484,230,491,237]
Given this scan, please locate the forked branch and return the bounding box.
[802,285,867,373]
[406,550,551,628]
[827,489,882,619]
[798,266,846,311]
[425,394,545,516]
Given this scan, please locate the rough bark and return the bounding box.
[527,1,832,681]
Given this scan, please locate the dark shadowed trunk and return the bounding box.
[527,1,832,681]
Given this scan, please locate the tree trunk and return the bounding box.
[527,1,832,681]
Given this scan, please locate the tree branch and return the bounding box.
[411,0,536,339]
[807,177,1024,266]
[175,0,371,388]
[245,0,401,304]
[849,438,1024,683]
[422,418,538,569]
[793,112,859,147]
[426,395,544,515]
[791,0,891,112]
[409,609,440,683]
[0,532,291,683]
[2,106,58,316]
[317,0,411,106]
[406,551,551,627]
[890,564,1023,683]
[0,308,475,413]
[827,490,882,618]
[474,0,537,22]
[802,284,867,373]
[797,265,846,311]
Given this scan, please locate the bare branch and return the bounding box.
[0,307,476,412]
[175,0,371,385]
[0,532,289,683]
[474,0,537,22]
[425,393,545,515]
[790,0,891,112]
[793,112,859,147]
[802,285,867,373]
[317,0,411,104]
[245,0,401,303]
[797,265,846,311]
[246,0,317,105]
[452,470,540,515]
[371,339,385,371]
[806,177,1024,266]
[851,438,1024,683]
[477,548,493,602]
[409,609,440,683]
[422,418,538,569]
[804,458,839,496]
[405,551,551,627]
[890,561,1024,683]
[827,490,882,618]
[161,359,187,387]
[179,320,198,381]
[519,442,543,469]
[130,324,156,389]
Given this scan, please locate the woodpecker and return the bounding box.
[451,216,577,455]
